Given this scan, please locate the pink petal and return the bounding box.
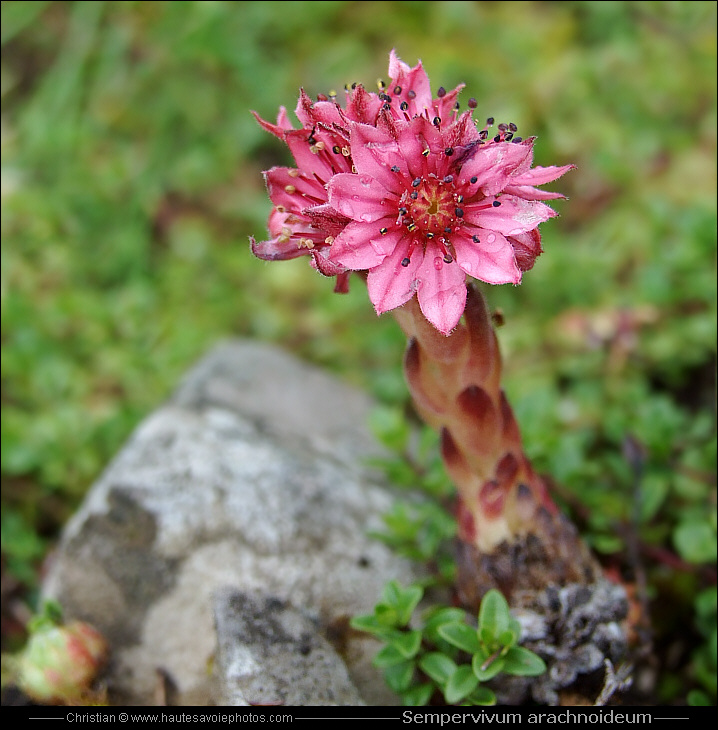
[311,250,347,277]
[508,230,543,272]
[349,123,406,193]
[453,230,522,285]
[285,130,336,183]
[328,220,399,269]
[367,236,423,314]
[502,185,567,201]
[251,108,294,140]
[396,116,443,178]
[387,51,433,115]
[327,172,395,223]
[458,142,532,197]
[346,85,383,125]
[510,164,575,187]
[265,166,325,212]
[415,254,468,336]
[465,196,557,237]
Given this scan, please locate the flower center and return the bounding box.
[408,177,461,236]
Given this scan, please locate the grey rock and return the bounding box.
[43,339,420,706]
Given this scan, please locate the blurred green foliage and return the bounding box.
[1,0,715,703]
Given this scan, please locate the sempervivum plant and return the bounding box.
[251,51,632,704]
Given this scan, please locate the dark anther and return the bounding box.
[412,177,421,187]
[410,191,418,200]
[512,136,523,143]
[380,227,388,235]
[454,101,460,110]
[382,103,391,111]
[422,148,430,157]
[509,122,517,132]
[493,134,501,142]
[468,97,477,109]
[444,226,452,233]
[443,254,453,263]
[455,207,464,218]
[479,130,488,140]
[407,90,416,99]
[401,257,411,267]
[394,85,402,95]
[505,133,513,141]
[437,86,447,97]
[351,82,357,89]
[433,116,441,126]
[400,101,409,111]
[470,176,478,183]
[443,175,454,183]
[492,200,501,207]
[407,223,417,232]
[398,207,407,215]
[472,235,480,243]
[391,165,401,172]
[426,232,434,239]
[498,123,508,132]
[332,145,341,154]
[456,194,464,203]
[379,93,391,102]
[317,93,328,101]
[486,117,494,125]
[444,147,454,156]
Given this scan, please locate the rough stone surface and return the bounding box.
[213,589,364,706]
[42,339,420,706]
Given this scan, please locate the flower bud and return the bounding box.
[17,621,108,704]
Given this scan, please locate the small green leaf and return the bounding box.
[465,686,497,706]
[392,630,422,659]
[384,660,415,693]
[478,589,510,645]
[437,623,481,654]
[396,585,424,625]
[381,580,403,607]
[472,651,506,681]
[444,665,479,704]
[374,644,410,668]
[350,614,393,637]
[498,628,519,647]
[419,652,457,684]
[401,683,434,706]
[502,646,547,677]
[375,603,401,627]
[673,521,717,564]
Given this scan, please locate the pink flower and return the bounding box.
[251,52,573,332]
[326,113,572,335]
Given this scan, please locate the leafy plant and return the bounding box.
[352,583,545,706]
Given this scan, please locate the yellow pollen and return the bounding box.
[284,185,296,194]
[298,238,315,249]
[324,236,335,244]
[341,146,351,157]
[288,169,300,178]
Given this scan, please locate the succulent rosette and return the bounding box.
[251,51,572,333]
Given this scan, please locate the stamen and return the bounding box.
[412,178,421,187]
[433,116,441,126]
[332,145,341,154]
[422,148,430,157]
[486,117,494,126]
[407,90,416,99]
[468,97,477,109]
[492,201,501,207]
[437,86,446,97]
[380,227,388,235]
[410,191,418,200]
[391,165,401,172]
[455,207,464,218]
[472,235,480,243]
[443,175,454,183]
[444,147,454,156]
[400,101,409,111]
[509,122,517,132]
[443,253,453,263]
[393,85,402,95]
[284,185,296,194]
[401,257,411,267]
[512,136,523,143]
[470,176,478,184]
